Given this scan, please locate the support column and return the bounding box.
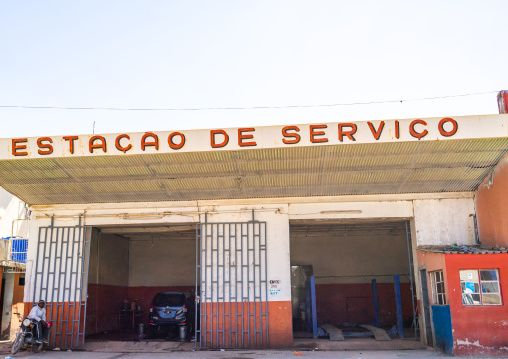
[372,279,379,327]
[394,274,404,338]
[310,276,317,339]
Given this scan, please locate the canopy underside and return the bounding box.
[0,138,506,205]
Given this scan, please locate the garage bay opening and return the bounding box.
[290,220,419,349]
[85,224,197,344]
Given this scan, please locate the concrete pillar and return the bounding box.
[1,273,14,339]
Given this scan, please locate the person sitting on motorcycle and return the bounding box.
[27,300,49,344]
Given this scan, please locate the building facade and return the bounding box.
[0,113,507,355]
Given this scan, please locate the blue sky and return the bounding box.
[0,1,507,137]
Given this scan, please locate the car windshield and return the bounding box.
[153,293,185,307]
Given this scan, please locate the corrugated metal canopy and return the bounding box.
[0,138,507,205]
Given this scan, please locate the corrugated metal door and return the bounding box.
[32,224,92,349]
[196,217,269,348]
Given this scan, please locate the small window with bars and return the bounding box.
[460,269,502,306]
[430,270,446,305]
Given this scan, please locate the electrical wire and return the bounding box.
[0,90,499,112]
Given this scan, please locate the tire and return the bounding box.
[33,342,43,353]
[11,331,24,355]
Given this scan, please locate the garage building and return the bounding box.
[0,112,507,355]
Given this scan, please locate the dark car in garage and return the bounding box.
[148,292,195,339]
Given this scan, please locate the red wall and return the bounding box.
[475,154,508,247]
[316,283,414,328]
[445,253,508,356]
[86,285,196,335]
[86,284,128,335]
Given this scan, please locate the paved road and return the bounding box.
[3,349,456,359]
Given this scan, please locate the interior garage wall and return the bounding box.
[290,225,414,327]
[86,229,129,335]
[128,235,196,323]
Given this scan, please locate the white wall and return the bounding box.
[25,216,91,303]
[24,193,476,304]
[0,188,14,219]
[199,205,291,303]
[129,235,195,287]
[291,227,411,284]
[88,230,129,287]
[413,198,476,246]
[1,274,14,336]
[0,193,28,239]
[288,201,413,221]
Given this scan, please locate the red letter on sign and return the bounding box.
[238,128,256,147]
[282,126,301,144]
[168,132,185,150]
[63,136,79,154]
[115,134,132,153]
[37,137,53,155]
[141,132,159,151]
[395,121,400,139]
[12,139,28,156]
[310,125,328,143]
[438,118,458,137]
[338,123,357,142]
[211,130,229,148]
[89,136,107,153]
[367,121,385,140]
[409,120,428,140]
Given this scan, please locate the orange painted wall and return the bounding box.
[86,286,292,348]
[445,253,508,356]
[9,274,25,339]
[475,154,508,247]
[200,301,292,348]
[416,250,448,348]
[417,251,448,304]
[23,301,86,349]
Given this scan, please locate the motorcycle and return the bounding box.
[11,312,52,355]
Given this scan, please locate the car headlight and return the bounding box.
[22,318,31,326]
[152,316,159,320]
